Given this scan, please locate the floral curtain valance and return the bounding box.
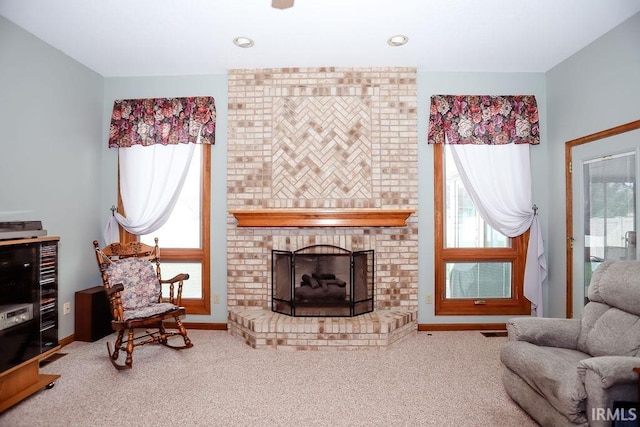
[428,95,539,145]
[109,96,216,148]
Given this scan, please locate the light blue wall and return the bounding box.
[545,12,640,318]
[417,72,548,323]
[0,16,104,338]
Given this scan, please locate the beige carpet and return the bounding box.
[0,330,536,426]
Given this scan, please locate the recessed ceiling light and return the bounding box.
[233,36,254,48]
[387,35,409,47]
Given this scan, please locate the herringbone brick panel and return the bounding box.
[272,96,373,200]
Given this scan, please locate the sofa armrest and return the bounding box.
[506,317,581,349]
[578,356,640,389]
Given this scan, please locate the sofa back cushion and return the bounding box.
[587,260,640,315]
[577,302,640,356]
[577,260,640,357]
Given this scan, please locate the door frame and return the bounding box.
[565,119,640,318]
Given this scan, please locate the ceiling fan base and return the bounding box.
[272,0,294,10]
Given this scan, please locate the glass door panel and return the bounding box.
[572,133,640,318]
[582,153,636,304]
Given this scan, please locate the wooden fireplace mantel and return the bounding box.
[229,209,416,227]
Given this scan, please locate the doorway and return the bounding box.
[565,120,640,318]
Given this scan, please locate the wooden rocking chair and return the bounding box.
[92,238,193,370]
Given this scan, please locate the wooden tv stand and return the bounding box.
[0,346,61,413]
[0,236,61,413]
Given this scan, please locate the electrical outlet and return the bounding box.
[213,293,220,304]
[425,294,433,304]
[63,301,71,315]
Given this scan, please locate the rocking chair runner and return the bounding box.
[92,239,193,370]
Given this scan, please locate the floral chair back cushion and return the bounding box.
[105,258,161,310]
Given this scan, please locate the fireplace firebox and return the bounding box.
[272,245,374,317]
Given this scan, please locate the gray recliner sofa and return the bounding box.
[501,260,640,426]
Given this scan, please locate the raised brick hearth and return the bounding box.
[229,308,417,350]
[226,67,418,349]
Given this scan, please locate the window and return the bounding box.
[434,143,530,315]
[121,144,211,315]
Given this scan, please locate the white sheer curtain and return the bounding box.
[449,142,547,316]
[103,143,195,244]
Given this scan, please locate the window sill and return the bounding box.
[435,299,531,316]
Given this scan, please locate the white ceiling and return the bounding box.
[1,0,639,77]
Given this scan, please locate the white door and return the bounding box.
[571,131,640,318]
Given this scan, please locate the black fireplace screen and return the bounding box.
[272,245,374,317]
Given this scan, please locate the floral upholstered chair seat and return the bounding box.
[106,257,177,321]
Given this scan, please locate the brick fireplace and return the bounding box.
[226,67,418,349]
